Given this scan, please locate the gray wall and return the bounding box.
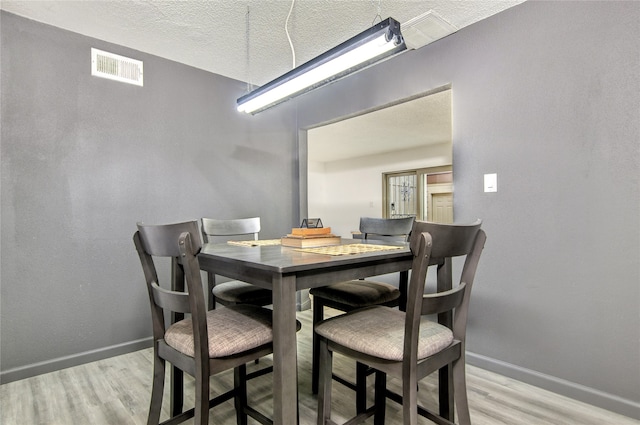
[1,12,298,381]
[1,0,639,420]
[294,1,639,418]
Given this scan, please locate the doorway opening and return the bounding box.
[305,87,453,237]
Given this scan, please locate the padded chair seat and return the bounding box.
[310,280,400,307]
[212,280,273,305]
[165,304,275,358]
[315,305,453,361]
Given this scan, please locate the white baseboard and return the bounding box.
[0,337,153,384]
[467,351,640,420]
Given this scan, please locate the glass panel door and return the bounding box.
[386,172,417,219]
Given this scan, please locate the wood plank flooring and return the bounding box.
[1,308,637,425]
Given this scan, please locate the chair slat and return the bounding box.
[420,283,466,316]
[201,217,260,241]
[361,216,414,241]
[151,283,191,313]
[137,221,201,257]
[411,219,482,259]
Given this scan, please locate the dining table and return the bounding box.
[195,238,413,424]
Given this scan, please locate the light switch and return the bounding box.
[484,173,497,192]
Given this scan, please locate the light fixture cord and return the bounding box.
[285,0,296,69]
[371,0,382,25]
[245,5,252,91]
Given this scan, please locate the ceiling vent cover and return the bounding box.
[402,10,458,50]
[91,48,143,86]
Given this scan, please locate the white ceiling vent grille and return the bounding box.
[91,48,143,86]
[402,10,458,50]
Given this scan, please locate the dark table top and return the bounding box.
[198,238,412,290]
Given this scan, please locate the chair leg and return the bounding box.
[316,337,333,425]
[453,355,471,425]
[373,370,387,425]
[170,366,184,416]
[312,296,325,394]
[234,364,249,425]
[194,368,210,425]
[147,354,165,425]
[356,362,368,413]
[402,364,419,425]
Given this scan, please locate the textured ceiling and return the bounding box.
[1,0,524,86]
[1,0,524,162]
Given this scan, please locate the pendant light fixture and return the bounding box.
[237,17,406,114]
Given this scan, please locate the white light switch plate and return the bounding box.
[484,173,497,192]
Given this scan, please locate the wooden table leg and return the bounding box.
[398,270,409,312]
[272,274,299,424]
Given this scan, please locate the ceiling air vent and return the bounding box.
[402,10,458,50]
[91,48,143,86]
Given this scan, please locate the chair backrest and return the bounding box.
[404,220,486,357]
[201,217,260,242]
[134,221,208,352]
[360,216,415,242]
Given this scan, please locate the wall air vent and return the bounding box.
[402,10,458,50]
[91,48,143,86]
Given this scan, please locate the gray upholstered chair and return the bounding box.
[201,217,272,310]
[315,220,486,425]
[310,216,414,394]
[134,220,282,425]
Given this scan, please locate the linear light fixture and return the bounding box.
[237,17,406,114]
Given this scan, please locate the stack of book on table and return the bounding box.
[281,227,341,248]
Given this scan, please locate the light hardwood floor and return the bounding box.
[1,309,637,425]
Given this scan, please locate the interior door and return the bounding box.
[431,192,453,223]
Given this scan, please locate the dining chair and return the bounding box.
[134,220,281,425]
[310,216,414,395]
[315,220,486,425]
[201,217,272,310]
